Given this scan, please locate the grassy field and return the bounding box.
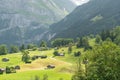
[0,70,72,80]
[0,47,76,80]
[0,39,95,80]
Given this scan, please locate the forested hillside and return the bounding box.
[49,0,120,39]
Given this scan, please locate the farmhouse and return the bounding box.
[0,68,5,74]
[47,65,55,69]
[58,53,64,56]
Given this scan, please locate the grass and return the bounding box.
[0,53,23,68]
[0,70,72,80]
[0,49,74,80]
[0,39,95,80]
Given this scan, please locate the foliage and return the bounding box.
[51,38,73,47]
[99,26,120,46]
[40,40,47,48]
[53,50,59,56]
[21,51,31,63]
[74,51,81,57]
[73,41,120,80]
[20,44,25,51]
[76,37,91,50]
[95,35,102,44]
[27,44,37,49]
[0,44,8,55]
[68,45,72,54]
[6,66,16,74]
[10,45,19,53]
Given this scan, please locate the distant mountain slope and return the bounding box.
[0,0,76,45]
[49,0,120,39]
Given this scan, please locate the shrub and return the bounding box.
[6,66,16,74]
[25,60,32,64]
[53,50,59,56]
[74,51,81,57]
[6,66,11,74]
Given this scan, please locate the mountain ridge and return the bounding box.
[0,0,76,45]
[49,0,120,39]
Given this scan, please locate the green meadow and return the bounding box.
[0,45,85,80]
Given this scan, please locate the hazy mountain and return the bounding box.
[49,0,120,39]
[0,0,76,45]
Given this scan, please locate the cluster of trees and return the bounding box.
[72,41,120,80]
[76,37,92,50]
[51,38,73,47]
[0,40,48,55]
[72,27,120,80]
[0,45,20,55]
[95,26,120,46]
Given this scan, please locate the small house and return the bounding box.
[58,53,64,56]
[47,65,55,69]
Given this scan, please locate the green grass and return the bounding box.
[0,70,72,80]
[0,39,95,80]
[54,46,84,63]
[0,53,23,68]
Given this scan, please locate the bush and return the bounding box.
[32,47,37,51]
[6,66,11,74]
[22,51,31,63]
[6,66,16,74]
[25,60,32,64]
[74,51,81,57]
[41,55,47,59]
[0,45,8,55]
[68,46,72,54]
[10,45,19,53]
[32,56,37,60]
[53,50,59,56]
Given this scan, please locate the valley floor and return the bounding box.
[0,46,81,80]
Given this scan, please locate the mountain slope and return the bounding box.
[0,0,76,45]
[49,0,120,39]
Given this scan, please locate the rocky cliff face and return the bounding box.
[0,0,76,45]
